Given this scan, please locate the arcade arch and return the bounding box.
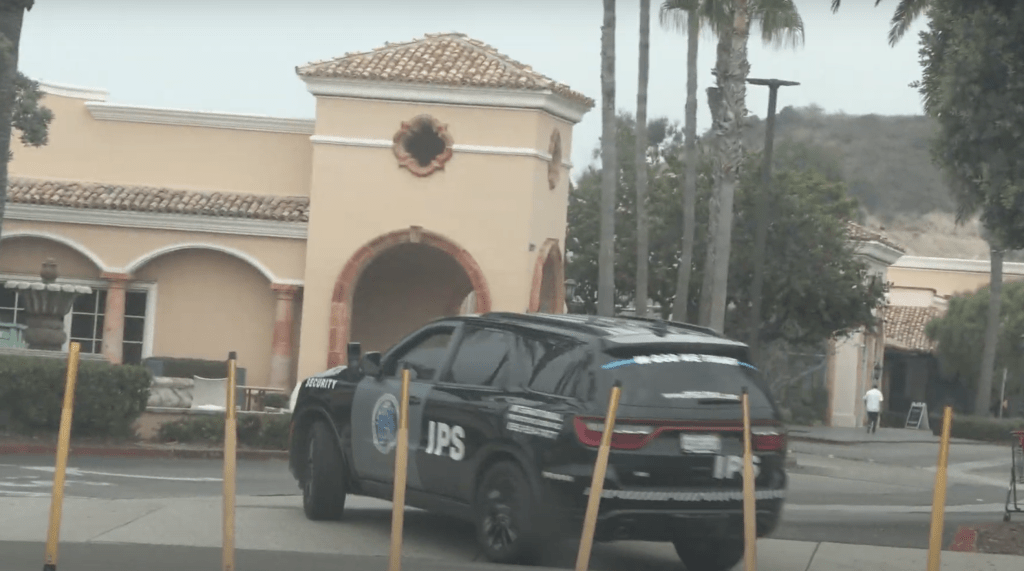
[528,238,564,314]
[329,226,492,367]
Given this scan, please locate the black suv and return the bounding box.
[288,312,787,570]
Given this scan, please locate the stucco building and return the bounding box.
[0,33,593,390]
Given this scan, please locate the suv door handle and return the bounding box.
[409,396,422,405]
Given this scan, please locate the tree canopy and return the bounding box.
[566,112,886,347]
[925,281,1024,401]
[9,72,51,159]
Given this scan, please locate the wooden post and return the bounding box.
[575,380,622,571]
[927,405,953,571]
[223,352,238,571]
[42,341,81,571]
[388,368,411,571]
[741,388,757,571]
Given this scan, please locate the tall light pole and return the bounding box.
[746,78,799,365]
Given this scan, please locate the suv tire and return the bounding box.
[473,461,541,564]
[672,537,744,571]
[302,421,347,521]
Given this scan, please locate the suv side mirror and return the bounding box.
[362,351,382,378]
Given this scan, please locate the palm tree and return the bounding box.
[598,0,618,316]
[635,0,652,318]
[830,0,930,46]
[0,0,36,245]
[659,0,803,329]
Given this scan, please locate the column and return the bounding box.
[101,272,130,364]
[270,284,299,390]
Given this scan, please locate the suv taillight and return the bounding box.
[752,427,786,452]
[573,417,655,450]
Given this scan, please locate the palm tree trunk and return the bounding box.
[635,0,651,318]
[0,2,30,247]
[976,246,1003,416]
[706,0,750,334]
[598,0,618,317]
[698,30,733,328]
[671,6,699,324]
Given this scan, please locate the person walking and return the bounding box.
[864,384,883,434]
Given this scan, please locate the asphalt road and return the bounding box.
[0,451,1016,555]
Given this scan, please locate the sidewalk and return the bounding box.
[787,425,976,445]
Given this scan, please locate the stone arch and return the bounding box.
[528,238,564,314]
[0,230,110,275]
[329,226,492,367]
[124,242,294,284]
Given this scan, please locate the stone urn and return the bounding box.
[3,259,93,351]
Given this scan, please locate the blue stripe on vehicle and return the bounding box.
[601,359,636,369]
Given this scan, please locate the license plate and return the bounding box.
[680,433,721,454]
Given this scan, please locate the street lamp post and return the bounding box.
[745,78,800,366]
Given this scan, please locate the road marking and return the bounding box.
[9,465,222,482]
[785,502,1007,514]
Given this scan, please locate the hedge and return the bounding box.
[157,413,290,450]
[927,413,1024,443]
[0,354,152,438]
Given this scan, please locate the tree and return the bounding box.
[566,112,885,347]
[0,1,49,246]
[915,0,1024,415]
[926,281,1024,408]
[598,0,618,317]
[635,0,652,317]
[830,0,930,47]
[659,0,803,331]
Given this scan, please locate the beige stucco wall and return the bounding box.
[888,266,1024,298]
[296,96,573,378]
[1,219,306,282]
[10,92,313,197]
[134,249,277,386]
[0,236,102,279]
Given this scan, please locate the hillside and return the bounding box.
[743,105,1005,261]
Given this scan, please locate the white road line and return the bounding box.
[10,466,222,482]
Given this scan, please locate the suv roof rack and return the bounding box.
[612,314,722,338]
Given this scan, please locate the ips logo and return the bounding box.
[425,420,465,461]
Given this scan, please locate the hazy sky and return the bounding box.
[19,0,928,178]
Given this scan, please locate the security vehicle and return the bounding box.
[288,312,787,570]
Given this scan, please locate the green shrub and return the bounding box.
[262,392,289,409]
[0,354,151,438]
[157,413,290,450]
[926,412,1024,442]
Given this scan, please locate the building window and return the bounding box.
[70,290,107,355]
[0,288,29,327]
[0,280,150,364]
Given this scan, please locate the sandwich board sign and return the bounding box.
[905,402,930,431]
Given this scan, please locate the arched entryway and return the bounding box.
[528,238,564,314]
[329,226,492,367]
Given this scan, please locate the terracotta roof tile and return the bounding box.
[847,221,906,252]
[7,177,309,222]
[297,32,595,109]
[882,304,943,353]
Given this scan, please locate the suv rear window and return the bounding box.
[592,349,775,409]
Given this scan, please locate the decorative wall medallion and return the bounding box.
[392,115,455,177]
[548,129,562,190]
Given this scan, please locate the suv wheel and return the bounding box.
[302,421,348,521]
[672,537,744,571]
[473,461,541,564]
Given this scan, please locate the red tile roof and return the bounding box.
[847,221,906,252]
[7,177,309,222]
[882,304,943,353]
[297,33,595,108]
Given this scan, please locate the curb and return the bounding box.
[0,443,288,461]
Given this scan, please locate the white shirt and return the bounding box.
[863,388,883,413]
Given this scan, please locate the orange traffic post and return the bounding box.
[222,352,239,571]
[741,388,757,571]
[575,380,622,571]
[42,341,81,571]
[927,405,953,571]
[387,368,412,571]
